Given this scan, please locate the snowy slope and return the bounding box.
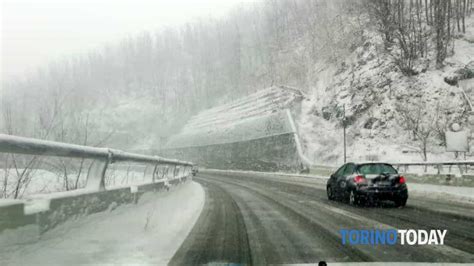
[298,18,474,166]
[182,86,304,133]
[165,86,304,149]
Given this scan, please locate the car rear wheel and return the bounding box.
[349,190,356,205]
[327,185,335,200]
[394,198,407,207]
[349,190,365,206]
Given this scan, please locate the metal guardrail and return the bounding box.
[393,161,474,175]
[0,134,193,191]
[393,161,474,166]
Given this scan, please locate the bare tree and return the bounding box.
[433,0,452,67]
[397,103,437,161]
[368,0,431,75]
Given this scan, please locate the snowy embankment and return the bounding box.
[298,14,474,166]
[0,181,204,265]
[408,183,474,204]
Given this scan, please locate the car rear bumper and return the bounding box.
[355,186,408,200]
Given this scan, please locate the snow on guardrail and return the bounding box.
[0,134,195,235]
[0,134,193,192]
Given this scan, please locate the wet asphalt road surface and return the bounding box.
[170,171,474,265]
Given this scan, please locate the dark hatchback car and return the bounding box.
[326,162,408,207]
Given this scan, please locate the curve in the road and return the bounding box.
[171,172,474,265]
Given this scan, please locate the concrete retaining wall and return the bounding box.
[162,133,303,172]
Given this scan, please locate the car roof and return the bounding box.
[348,162,394,166]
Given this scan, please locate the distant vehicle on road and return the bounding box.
[326,162,408,207]
[192,166,199,176]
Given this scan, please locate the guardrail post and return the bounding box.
[143,165,149,181]
[458,165,464,176]
[170,165,176,179]
[162,165,168,179]
[85,159,109,191]
[152,164,158,183]
[164,165,170,189]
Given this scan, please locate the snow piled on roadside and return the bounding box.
[409,183,474,204]
[0,181,205,266]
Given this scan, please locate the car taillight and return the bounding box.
[399,176,406,184]
[354,175,366,183]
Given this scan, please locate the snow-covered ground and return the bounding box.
[408,183,474,204]
[0,169,72,198]
[184,86,302,124]
[0,166,162,199]
[167,86,303,148]
[298,15,474,166]
[0,181,204,265]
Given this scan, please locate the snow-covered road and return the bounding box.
[0,181,204,265]
[171,172,474,264]
[205,169,474,204]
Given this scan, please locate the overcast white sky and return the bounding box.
[1,0,252,81]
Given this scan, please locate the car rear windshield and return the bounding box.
[357,164,397,175]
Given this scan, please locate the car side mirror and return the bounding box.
[330,174,335,178]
